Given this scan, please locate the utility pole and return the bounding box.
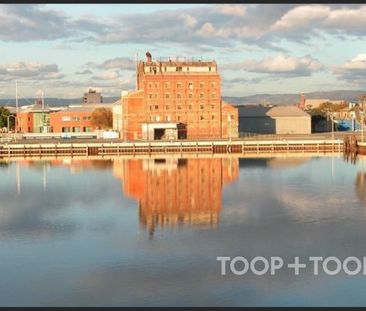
[15,80,18,135]
[42,90,45,133]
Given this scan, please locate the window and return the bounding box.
[177,93,182,99]
[199,82,204,88]
[211,93,216,99]
[148,82,153,88]
[164,67,167,71]
[149,105,153,111]
[62,127,70,132]
[165,105,170,110]
[156,116,160,121]
[177,115,181,121]
[62,116,71,122]
[176,66,182,71]
[188,93,193,99]
[73,127,81,133]
[165,93,170,99]
[154,105,159,110]
[177,82,182,88]
[165,115,171,122]
[154,82,159,88]
[177,105,182,110]
[188,82,193,90]
[210,82,216,88]
[212,115,216,120]
[199,93,204,99]
[200,104,204,110]
[209,67,211,71]
[211,104,215,109]
[165,82,170,88]
[189,104,193,110]
[149,93,154,99]
[200,115,204,120]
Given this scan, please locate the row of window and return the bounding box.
[148,81,217,89]
[148,66,213,74]
[148,92,217,100]
[149,115,218,122]
[62,127,92,133]
[61,116,92,122]
[149,104,217,111]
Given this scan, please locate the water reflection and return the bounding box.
[112,157,238,237]
[3,155,366,306]
[10,157,239,236]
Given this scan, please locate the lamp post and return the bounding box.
[6,115,16,140]
[228,113,232,143]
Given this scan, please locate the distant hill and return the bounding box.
[0,90,364,108]
[0,97,120,107]
[223,90,365,106]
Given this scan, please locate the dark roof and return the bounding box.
[239,105,310,118]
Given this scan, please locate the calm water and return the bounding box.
[1,154,366,306]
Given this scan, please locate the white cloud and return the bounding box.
[218,4,247,17]
[271,5,330,31]
[92,70,120,80]
[333,54,366,85]
[181,13,197,28]
[197,22,216,37]
[223,54,323,77]
[0,62,64,81]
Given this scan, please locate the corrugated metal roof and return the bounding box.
[239,106,310,118]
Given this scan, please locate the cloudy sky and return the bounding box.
[0,3,365,99]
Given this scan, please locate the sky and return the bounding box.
[0,3,365,100]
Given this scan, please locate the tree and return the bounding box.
[0,107,13,130]
[91,107,113,129]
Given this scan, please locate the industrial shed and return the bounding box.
[239,105,311,135]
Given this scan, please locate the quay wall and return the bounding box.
[0,139,343,158]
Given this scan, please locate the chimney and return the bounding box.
[299,93,306,109]
[146,51,152,63]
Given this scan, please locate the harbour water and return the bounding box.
[1,154,366,306]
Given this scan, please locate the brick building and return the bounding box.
[121,52,238,140]
[49,104,114,133]
[16,103,51,133]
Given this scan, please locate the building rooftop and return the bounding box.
[239,105,310,118]
[142,60,217,67]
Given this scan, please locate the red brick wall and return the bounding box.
[50,111,95,133]
[122,61,238,140]
[16,112,33,133]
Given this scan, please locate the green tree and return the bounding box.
[91,107,113,129]
[0,107,13,129]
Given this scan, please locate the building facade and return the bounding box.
[83,89,103,104]
[121,52,238,140]
[239,105,311,135]
[49,107,95,133]
[49,104,114,133]
[16,104,51,133]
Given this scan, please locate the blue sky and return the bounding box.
[0,4,365,99]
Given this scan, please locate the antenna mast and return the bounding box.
[15,80,18,134]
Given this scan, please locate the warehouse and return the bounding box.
[239,105,311,135]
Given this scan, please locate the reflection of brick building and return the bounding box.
[113,157,238,236]
[122,52,238,140]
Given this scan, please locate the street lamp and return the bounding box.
[228,113,232,143]
[6,115,16,135]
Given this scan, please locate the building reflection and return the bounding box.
[14,157,238,235]
[113,157,238,236]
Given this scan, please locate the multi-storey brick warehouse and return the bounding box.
[122,52,238,140]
